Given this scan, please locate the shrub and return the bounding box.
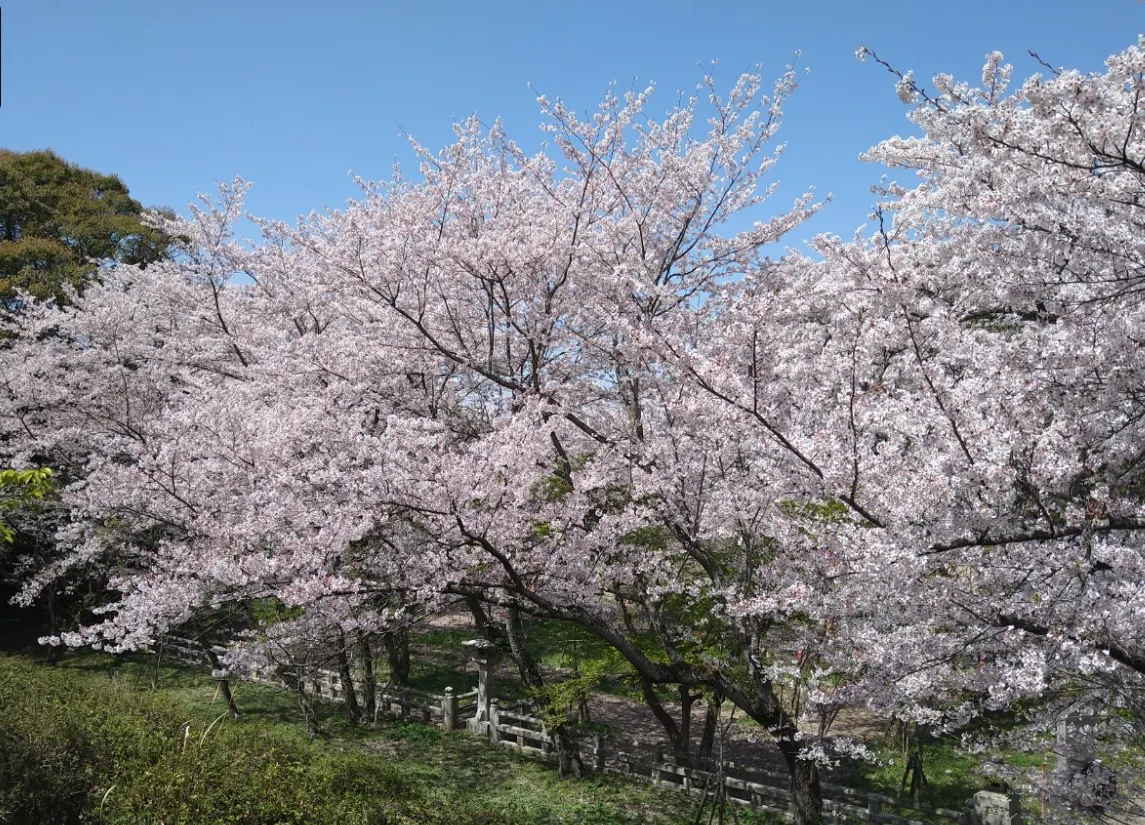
[0,655,411,825]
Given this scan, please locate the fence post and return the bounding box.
[541,722,552,757]
[652,743,664,787]
[490,699,501,744]
[442,687,457,732]
[867,793,882,823]
[593,733,605,772]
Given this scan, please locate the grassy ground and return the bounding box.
[407,620,657,704]
[0,648,782,825]
[830,739,984,813]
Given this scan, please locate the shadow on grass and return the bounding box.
[828,739,983,814]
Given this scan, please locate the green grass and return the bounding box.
[831,740,982,813]
[0,650,782,825]
[415,627,478,651]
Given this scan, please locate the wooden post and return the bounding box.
[490,699,501,744]
[442,687,458,732]
[867,793,882,823]
[593,733,605,772]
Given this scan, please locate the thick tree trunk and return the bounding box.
[505,606,544,689]
[358,632,378,722]
[203,647,239,719]
[336,628,362,725]
[618,598,640,636]
[778,735,824,825]
[698,690,723,761]
[382,628,410,687]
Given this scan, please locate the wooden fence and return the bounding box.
[481,699,965,824]
[157,636,478,730]
[158,637,1005,824]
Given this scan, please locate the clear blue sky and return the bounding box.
[2,1,1142,246]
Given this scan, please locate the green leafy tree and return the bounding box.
[0,467,55,545]
[0,149,170,303]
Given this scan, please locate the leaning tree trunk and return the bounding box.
[637,674,693,765]
[336,628,362,725]
[466,596,497,643]
[382,628,410,687]
[505,606,583,778]
[505,607,544,689]
[203,646,239,719]
[698,690,723,762]
[358,632,378,722]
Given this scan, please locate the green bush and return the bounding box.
[0,655,410,825]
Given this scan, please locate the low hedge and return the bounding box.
[0,655,406,824]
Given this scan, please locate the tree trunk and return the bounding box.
[504,606,584,779]
[466,596,494,642]
[203,647,239,719]
[505,606,544,690]
[778,735,824,825]
[637,674,691,765]
[382,628,410,687]
[358,632,378,722]
[336,628,362,725]
[277,666,320,738]
[678,686,695,760]
[45,590,63,665]
[552,722,585,779]
[618,598,640,636]
[900,736,930,801]
[698,691,723,761]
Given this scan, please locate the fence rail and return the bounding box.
[158,636,460,727]
[480,700,965,825]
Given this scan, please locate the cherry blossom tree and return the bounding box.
[798,40,1145,821]
[7,39,1145,825]
[1,62,866,820]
